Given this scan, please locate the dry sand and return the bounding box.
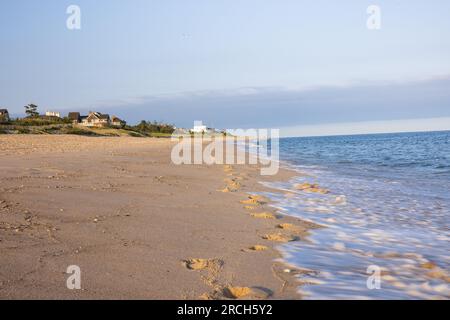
[0,135,317,299]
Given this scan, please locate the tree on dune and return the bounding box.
[24,103,39,118]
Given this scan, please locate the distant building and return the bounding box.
[45,111,61,118]
[68,111,127,128]
[111,115,126,127]
[0,109,10,122]
[68,112,81,124]
[80,112,111,127]
[191,121,207,133]
[190,121,219,135]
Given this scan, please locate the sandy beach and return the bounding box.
[0,135,316,300]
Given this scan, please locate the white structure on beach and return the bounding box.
[45,111,61,118]
[191,121,208,133]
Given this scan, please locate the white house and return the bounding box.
[45,111,61,118]
[80,111,111,127]
[191,121,207,133]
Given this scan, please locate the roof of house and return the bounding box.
[111,115,125,122]
[0,109,9,113]
[87,112,110,120]
[68,112,80,120]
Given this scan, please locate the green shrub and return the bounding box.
[17,127,31,134]
[11,116,68,127]
[131,120,175,135]
[65,127,102,136]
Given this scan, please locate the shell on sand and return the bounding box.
[224,286,253,299]
[251,212,276,219]
[263,233,296,242]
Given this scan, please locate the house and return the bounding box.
[68,112,81,124]
[191,121,207,133]
[0,109,10,122]
[80,112,111,127]
[111,115,126,127]
[45,111,61,118]
[190,121,218,135]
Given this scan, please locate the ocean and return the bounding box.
[263,131,450,299]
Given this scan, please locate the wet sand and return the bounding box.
[0,135,316,299]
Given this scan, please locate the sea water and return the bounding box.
[263,131,450,299]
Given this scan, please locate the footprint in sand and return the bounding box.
[249,245,268,251]
[249,195,269,202]
[223,165,234,173]
[184,259,225,299]
[262,233,297,242]
[277,223,302,232]
[242,245,269,253]
[223,286,271,300]
[251,212,276,219]
[223,286,253,299]
[183,258,223,271]
[240,199,264,205]
[224,178,242,187]
[219,177,242,193]
[240,195,269,205]
[225,177,243,182]
[228,181,241,189]
[199,292,212,300]
[218,182,241,193]
[244,205,257,211]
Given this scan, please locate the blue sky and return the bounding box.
[1,1,449,136]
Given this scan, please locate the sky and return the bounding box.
[1,0,449,136]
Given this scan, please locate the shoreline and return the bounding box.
[0,135,316,299]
